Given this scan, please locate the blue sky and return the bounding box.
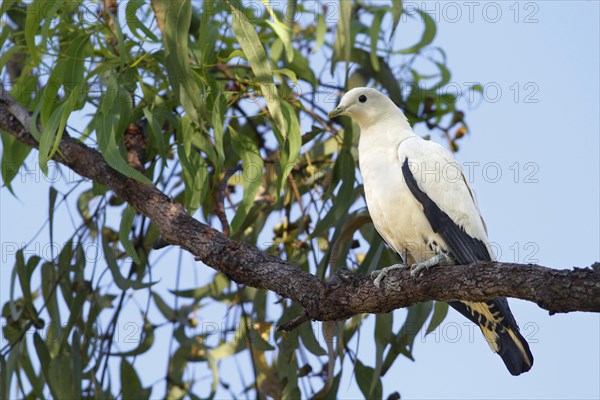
[1,1,599,399]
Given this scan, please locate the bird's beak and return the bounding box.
[327,105,348,119]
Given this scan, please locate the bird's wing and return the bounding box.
[460,169,488,235]
[398,138,491,264]
[397,137,533,375]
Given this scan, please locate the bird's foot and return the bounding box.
[371,263,408,288]
[410,253,453,278]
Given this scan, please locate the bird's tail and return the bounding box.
[449,299,534,376]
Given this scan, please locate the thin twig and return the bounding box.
[239,288,261,399]
[214,166,241,237]
[277,312,310,332]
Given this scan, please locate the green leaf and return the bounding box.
[382,301,433,375]
[358,235,385,274]
[119,205,141,264]
[373,312,393,396]
[429,61,452,91]
[13,251,40,323]
[59,290,86,353]
[76,189,93,223]
[375,312,393,349]
[278,100,301,193]
[59,33,89,95]
[56,241,74,306]
[209,322,247,360]
[211,94,227,174]
[390,0,403,39]
[252,288,268,322]
[283,0,297,28]
[3,343,21,400]
[48,187,58,249]
[247,322,275,352]
[177,116,207,214]
[347,68,370,91]
[113,16,130,68]
[262,0,294,62]
[121,359,152,400]
[331,0,352,77]
[197,2,220,66]
[0,45,18,73]
[25,0,65,64]
[0,130,31,194]
[471,83,484,94]
[370,10,385,72]
[312,150,355,237]
[330,212,371,270]
[112,321,155,357]
[96,75,151,185]
[397,9,437,54]
[48,354,76,400]
[38,90,78,175]
[350,48,403,105]
[277,325,300,398]
[190,130,218,168]
[229,126,264,235]
[71,329,82,399]
[0,18,12,42]
[273,68,298,84]
[285,48,317,86]
[142,107,168,162]
[218,48,246,63]
[126,0,159,41]
[4,342,37,398]
[9,251,24,321]
[426,301,449,335]
[320,372,342,400]
[228,0,287,141]
[102,236,157,290]
[205,353,219,399]
[153,0,203,123]
[355,360,383,400]
[15,253,42,326]
[34,334,59,397]
[34,333,51,379]
[0,350,8,400]
[169,273,229,299]
[39,32,88,127]
[151,292,176,321]
[314,12,326,52]
[298,322,326,356]
[41,262,61,325]
[20,343,44,397]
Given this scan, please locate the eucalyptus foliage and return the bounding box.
[1,0,474,398]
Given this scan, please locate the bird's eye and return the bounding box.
[359,95,367,103]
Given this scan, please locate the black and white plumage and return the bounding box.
[328,87,533,375]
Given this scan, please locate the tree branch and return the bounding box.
[1,88,599,327]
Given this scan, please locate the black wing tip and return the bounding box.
[497,329,534,376]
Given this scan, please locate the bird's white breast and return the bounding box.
[358,129,444,264]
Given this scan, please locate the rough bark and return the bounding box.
[1,88,599,327]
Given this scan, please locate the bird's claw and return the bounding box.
[409,253,453,278]
[371,263,408,288]
[409,262,428,278]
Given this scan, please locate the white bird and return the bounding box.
[328,87,533,375]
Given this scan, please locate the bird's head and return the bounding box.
[327,87,404,128]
